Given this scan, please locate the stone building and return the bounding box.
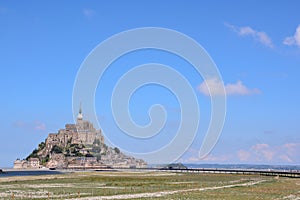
[39,106,104,157]
[13,158,40,169]
[13,159,26,169]
[14,105,147,169]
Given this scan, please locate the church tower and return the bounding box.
[77,103,83,121]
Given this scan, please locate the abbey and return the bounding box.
[14,106,147,169]
[45,106,104,154]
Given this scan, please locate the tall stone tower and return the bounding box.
[77,103,83,122]
[75,104,104,145]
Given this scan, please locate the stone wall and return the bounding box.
[45,119,104,147]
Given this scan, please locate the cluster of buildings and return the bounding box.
[14,106,147,169]
[14,158,40,169]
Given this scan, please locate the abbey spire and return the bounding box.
[77,102,83,121]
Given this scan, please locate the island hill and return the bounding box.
[14,107,147,169]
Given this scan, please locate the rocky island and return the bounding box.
[14,107,147,169]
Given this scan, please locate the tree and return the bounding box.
[74,152,83,157]
[95,154,101,161]
[93,138,101,146]
[26,148,39,160]
[65,148,70,157]
[41,155,49,165]
[92,146,101,153]
[114,147,120,154]
[51,145,63,154]
[85,153,94,157]
[38,142,46,150]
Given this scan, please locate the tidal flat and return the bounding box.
[0,171,299,199]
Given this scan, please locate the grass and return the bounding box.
[0,171,299,199]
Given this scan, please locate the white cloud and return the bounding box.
[198,78,225,96]
[279,155,293,163]
[226,80,260,95]
[180,154,231,163]
[237,150,251,162]
[237,143,300,163]
[180,142,300,164]
[283,143,299,157]
[202,154,231,162]
[13,120,46,131]
[34,121,46,130]
[198,78,260,96]
[225,23,274,48]
[251,143,269,150]
[250,143,274,161]
[83,8,96,18]
[283,25,300,47]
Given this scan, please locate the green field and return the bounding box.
[0,171,299,199]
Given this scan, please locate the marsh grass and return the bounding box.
[0,171,299,199]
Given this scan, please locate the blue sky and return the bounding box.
[1,1,300,167]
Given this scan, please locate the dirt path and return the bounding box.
[72,179,266,200]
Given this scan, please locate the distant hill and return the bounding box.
[185,163,300,171]
[14,108,147,169]
[161,163,188,170]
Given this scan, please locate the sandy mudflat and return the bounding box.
[1,170,299,199]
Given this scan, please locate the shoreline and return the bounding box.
[1,168,58,172]
[0,167,122,178]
